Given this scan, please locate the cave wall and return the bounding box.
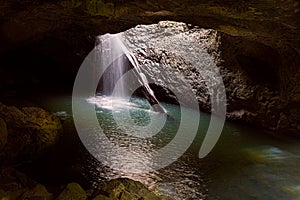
[219,31,299,136]
[0,0,299,135]
[119,21,299,136]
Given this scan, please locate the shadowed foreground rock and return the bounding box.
[0,167,163,200]
[0,102,63,164]
[56,182,87,200]
[0,167,52,200]
[0,118,7,151]
[92,178,162,200]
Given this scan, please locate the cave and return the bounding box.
[236,55,278,88]
[0,0,300,199]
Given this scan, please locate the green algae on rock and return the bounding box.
[56,182,87,200]
[93,178,162,200]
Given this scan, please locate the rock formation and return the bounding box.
[0,102,63,164]
[120,21,299,136]
[0,0,299,136]
[0,167,162,200]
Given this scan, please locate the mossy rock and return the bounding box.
[0,167,52,200]
[85,0,115,17]
[56,182,87,200]
[20,184,52,200]
[0,102,62,164]
[93,194,116,200]
[98,179,126,199]
[95,178,161,200]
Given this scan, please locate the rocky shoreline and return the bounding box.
[0,166,162,200]
[0,102,163,200]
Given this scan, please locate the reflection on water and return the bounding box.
[30,94,300,200]
[87,96,147,112]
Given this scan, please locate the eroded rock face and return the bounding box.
[0,102,63,164]
[121,21,300,136]
[218,33,300,136]
[122,21,219,112]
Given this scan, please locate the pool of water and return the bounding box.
[26,94,300,200]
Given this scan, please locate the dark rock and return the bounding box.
[0,167,36,191]
[0,118,7,151]
[92,178,162,200]
[20,184,52,200]
[0,167,52,200]
[0,102,63,164]
[0,168,160,200]
[56,182,87,200]
[93,194,112,200]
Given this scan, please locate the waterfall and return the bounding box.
[98,34,127,97]
[97,33,166,113]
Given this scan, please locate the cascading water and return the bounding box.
[98,34,127,97]
[96,33,166,113]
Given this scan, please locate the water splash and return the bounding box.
[87,96,150,112]
[96,33,166,113]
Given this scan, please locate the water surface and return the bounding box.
[29,94,300,200]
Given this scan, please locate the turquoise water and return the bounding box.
[30,94,300,200]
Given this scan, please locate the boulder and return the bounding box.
[93,194,112,200]
[0,167,52,200]
[0,102,63,164]
[56,182,87,200]
[20,184,52,200]
[93,178,162,200]
[121,21,300,136]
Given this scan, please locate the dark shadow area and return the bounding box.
[0,33,90,98]
[236,55,279,88]
[17,118,106,191]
